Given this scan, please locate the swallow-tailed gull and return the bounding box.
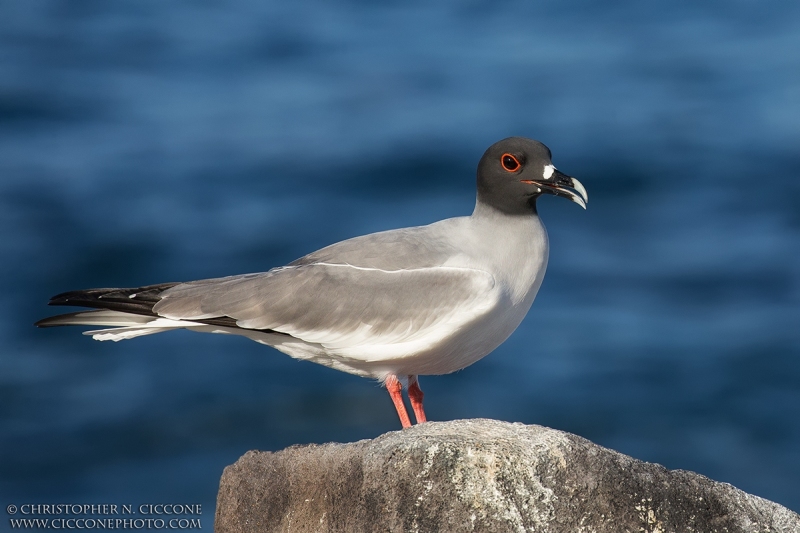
[37,137,588,428]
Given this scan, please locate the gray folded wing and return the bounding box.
[289,223,461,270]
[153,262,498,358]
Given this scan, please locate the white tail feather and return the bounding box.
[86,327,174,341]
[42,309,287,345]
[42,310,155,327]
[37,311,207,342]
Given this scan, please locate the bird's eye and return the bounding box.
[501,153,521,172]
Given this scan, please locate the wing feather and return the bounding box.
[153,263,497,356]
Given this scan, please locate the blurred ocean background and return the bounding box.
[1,0,799,524]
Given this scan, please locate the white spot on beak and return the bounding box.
[543,164,555,180]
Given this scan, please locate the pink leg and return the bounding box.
[385,374,411,428]
[408,375,427,424]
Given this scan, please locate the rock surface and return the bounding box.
[215,419,799,533]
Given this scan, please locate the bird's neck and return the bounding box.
[471,197,537,219]
[466,200,549,305]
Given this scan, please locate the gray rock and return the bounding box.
[215,419,800,533]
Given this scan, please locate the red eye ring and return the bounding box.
[501,153,521,172]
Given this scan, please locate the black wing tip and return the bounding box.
[47,289,111,306]
[46,282,181,307]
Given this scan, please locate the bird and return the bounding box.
[36,137,587,428]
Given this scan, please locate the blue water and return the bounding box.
[1,0,799,525]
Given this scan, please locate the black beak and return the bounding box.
[523,169,588,209]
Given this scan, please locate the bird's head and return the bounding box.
[476,137,588,215]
